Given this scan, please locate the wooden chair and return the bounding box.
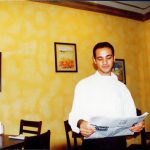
[24,130,50,150]
[19,119,42,135]
[64,120,83,150]
[127,108,149,150]
[141,125,150,150]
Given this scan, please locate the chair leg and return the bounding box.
[74,138,78,150]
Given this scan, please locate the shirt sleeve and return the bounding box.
[69,82,86,133]
[122,84,137,117]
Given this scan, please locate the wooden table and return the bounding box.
[0,134,24,149]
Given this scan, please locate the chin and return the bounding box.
[102,69,112,73]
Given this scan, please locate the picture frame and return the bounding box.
[54,42,78,72]
[112,59,126,84]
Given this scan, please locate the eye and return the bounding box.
[97,57,103,61]
[106,55,113,59]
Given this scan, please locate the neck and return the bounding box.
[98,70,111,76]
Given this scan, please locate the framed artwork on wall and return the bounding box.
[112,59,126,84]
[54,42,78,72]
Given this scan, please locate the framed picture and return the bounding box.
[112,59,126,84]
[54,42,78,72]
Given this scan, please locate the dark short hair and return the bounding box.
[93,42,114,58]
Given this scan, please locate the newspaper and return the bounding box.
[9,134,25,140]
[85,112,149,139]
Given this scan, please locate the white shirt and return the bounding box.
[69,71,136,133]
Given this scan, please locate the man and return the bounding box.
[69,42,144,150]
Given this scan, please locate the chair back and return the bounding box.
[132,108,150,149]
[64,120,83,150]
[19,119,42,135]
[137,109,150,148]
[126,108,146,150]
[24,130,50,150]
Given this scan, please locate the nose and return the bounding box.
[102,58,107,64]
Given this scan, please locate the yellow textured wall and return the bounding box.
[141,19,150,127]
[0,1,149,149]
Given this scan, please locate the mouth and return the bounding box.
[102,65,110,69]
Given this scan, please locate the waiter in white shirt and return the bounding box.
[69,42,144,150]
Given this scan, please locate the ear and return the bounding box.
[93,57,97,64]
[93,57,98,70]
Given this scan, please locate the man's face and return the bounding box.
[93,47,115,76]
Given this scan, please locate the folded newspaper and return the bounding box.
[85,112,149,139]
[9,134,25,140]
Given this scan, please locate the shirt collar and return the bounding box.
[95,71,118,81]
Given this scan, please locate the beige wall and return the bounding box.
[0,1,149,149]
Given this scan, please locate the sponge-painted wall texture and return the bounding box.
[0,1,149,149]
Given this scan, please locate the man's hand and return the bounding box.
[130,121,145,132]
[78,120,95,137]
